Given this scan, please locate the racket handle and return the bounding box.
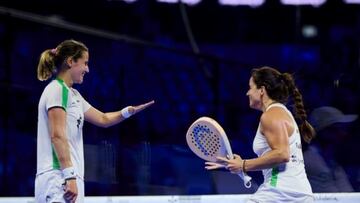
[237,171,252,188]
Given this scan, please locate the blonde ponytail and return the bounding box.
[37,40,88,81]
[37,49,57,81]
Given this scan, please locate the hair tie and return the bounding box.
[50,48,57,55]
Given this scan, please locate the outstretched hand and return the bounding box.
[128,100,155,116]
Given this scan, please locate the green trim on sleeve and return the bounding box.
[56,78,69,109]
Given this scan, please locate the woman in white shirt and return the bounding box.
[206,66,315,202]
[35,39,154,203]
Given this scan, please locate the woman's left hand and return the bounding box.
[216,154,244,174]
[128,100,155,115]
[204,161,226,170]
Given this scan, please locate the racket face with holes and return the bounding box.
[186,117,232,162]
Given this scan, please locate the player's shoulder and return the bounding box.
[260,111,273,127]
[71,88,80,95]
[260,107,287,126]
[266,105,287,115]
[43,79,67,95]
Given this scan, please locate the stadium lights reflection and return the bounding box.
[157,0,202,5]
[117,0,359,6]
[281,0,326,6]
[219,0,265,7]
[344,0,360,4]
[157,0,178,3]
[119,0,137,3]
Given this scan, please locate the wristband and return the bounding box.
[62,166,76,180]
[121,107,132,118]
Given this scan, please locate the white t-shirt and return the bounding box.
[251,103,313,202]
[36,79,91,179]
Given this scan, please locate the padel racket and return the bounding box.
[186,116,252,188]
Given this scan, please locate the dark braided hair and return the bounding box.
[251,66,315,143]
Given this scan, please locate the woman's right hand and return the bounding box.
[64,179,78,203]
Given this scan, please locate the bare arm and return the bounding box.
[208,108,292,173]
[245,109,291,171]
[48,107,72,168]
[48,107,78,203]
[84,107,126,128]
[84,100,155,128]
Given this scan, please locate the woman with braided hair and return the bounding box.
[206,66,315,202]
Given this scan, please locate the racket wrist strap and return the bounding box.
[121,107,132,118]
[242,159,247,173]
[62,166,76,180]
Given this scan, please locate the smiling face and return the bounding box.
[246,76,263,110]
[68,51,89,84]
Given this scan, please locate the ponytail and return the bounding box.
[37,39,88,81]
[282,73,315,143]
[37,49,57,81]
